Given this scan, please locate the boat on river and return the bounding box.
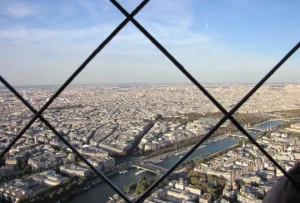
[198,144,207,149]
[119,170,128,174]
[83,185,91,191]
[152,158,163,163]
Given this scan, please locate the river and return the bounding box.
[66,120,283,203]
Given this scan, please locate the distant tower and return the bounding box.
[35,135,38,144]
[230,171,233,185]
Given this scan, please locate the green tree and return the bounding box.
[188,169,198,177]
[135,183,146,195]
[145,178,155,187]
[124,181,137,194]
[190,177,198,185]
[124,185,130,194]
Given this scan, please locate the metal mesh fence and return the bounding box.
[0,0,299,202]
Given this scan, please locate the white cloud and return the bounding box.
[0,24,115,41]
[2,2,40,18]
[0,26,29,39]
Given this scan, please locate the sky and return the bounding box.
[0,0,299,86]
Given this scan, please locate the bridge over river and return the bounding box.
[245,127,266,132]
[132,162,167,174]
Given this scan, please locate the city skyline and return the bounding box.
[0,0,299,85]
[1,82,300,89]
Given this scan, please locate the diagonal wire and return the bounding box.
[0,0,148,164]
[0,75,132,202]
[107,2,300,201]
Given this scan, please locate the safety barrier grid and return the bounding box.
[0,0,299,202]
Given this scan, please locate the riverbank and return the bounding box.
[63,138,242,203]
[143,136,226,166]
[105,131,267,203]
[56,163,133,203]
[142,117,281,161]
[63,119,283,203]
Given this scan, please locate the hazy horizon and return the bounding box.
[1,81,299,89]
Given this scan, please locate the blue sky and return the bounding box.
[0,0,299,86]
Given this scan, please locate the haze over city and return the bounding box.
[0,0,299,86]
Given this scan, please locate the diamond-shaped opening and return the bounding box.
[50,21,228,202]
